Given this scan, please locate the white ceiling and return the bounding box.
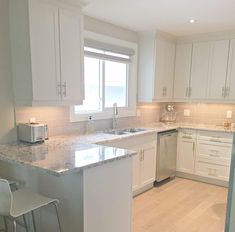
[82,0,235,36]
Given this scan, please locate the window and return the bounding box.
[71,32,137,122]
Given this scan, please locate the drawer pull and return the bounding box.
[209,154,220,158]
[208,168,217,176]
[182,136,193,139]
[209,149,219,153]
[210,138,222,142]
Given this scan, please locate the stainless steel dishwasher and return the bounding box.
[156,129,178,183]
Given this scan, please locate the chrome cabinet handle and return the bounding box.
[57,83,62,96]
[182,135,193,139]
[186,87,188,97]
[210,138,221,142]
[226,87,230,98]
[62,82,67,97]
[189,87,192,97]
[209,153,220,158]
[222,87,225,98]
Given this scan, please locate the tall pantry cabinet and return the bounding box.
[10,0,84,106]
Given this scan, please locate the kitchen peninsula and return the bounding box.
[0,134,137,232]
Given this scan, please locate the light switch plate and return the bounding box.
[184,109,191,117]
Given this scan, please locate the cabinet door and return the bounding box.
[59,7,84,103]
[226,39,235,100]
[132,151,141,192]
[154,38,175,100]
[173,43,192,99]
[190,42,211,99]
[29,0,60,101]
[177,138,195,174]
[140,144,156,187]
[207,40,229,100]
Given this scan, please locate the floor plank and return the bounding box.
[132,178,228,232]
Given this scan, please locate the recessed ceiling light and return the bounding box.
[189,19,197,24]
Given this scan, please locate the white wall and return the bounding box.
[0,0,16,143]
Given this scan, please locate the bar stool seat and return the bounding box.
[0,179,62,232]
[11,189,59,218]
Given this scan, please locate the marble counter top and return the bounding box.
[146,122,235,133]
[0,135,137,176]
[0,122,233,176]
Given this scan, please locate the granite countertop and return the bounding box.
[0,122,234,176]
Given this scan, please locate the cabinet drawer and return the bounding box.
[195,160,230,181]
[197,130,233,143]
[197,142,232,163]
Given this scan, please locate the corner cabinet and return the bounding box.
[138,31,175,103]
[10,0,84,106]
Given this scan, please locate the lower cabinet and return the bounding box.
[97,133,157,195]
[177,129,233,183]
[177,130,196,174]
[134,142,156,193]
[195,134,232,181]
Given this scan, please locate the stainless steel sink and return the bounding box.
[104,128,147,135]
[122,128,147,133]
[105,130,129,135]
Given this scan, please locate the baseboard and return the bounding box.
[176,171,229,187]
[133,183,154,197]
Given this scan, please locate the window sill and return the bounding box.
[70,107,136,122]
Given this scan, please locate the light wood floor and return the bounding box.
[133,178,228,232]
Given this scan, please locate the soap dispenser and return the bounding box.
[86,116,94,134]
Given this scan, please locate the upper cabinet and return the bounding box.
[190,42,211,99]
[138,31,176,103]
[173,43,192,99]
[10,0,84,106]
[226,39,235,100]
[173,39,233,102]
[207,40,230,100]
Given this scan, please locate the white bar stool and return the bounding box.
[0,179,62,232]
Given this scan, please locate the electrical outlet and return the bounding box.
[226,110,233,119]
[184,109,191,117]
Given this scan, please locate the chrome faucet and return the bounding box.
[112,103,118,129]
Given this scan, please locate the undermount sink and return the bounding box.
[105,131,129,135]
[122,128,146,133]
[105,128,147,135]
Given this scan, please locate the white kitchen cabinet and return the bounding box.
[10,0,84,106]
[207,40,230,100]
[173,39,232,102]
[140,143,157,187]
[154,37,175,101]
[190,42,211,99]
[132,149,141,192]
[138,31,175,103]
[177,131,196,174]
[97,133,157,195]
[173,43,192,99]
[195,131,232,181]
[226,39,235,100]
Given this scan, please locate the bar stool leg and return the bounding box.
[31,211,37,232]
[53,202,62,232]
[22,215,29,232]
[12,220,16,232]
[3,216,8,232]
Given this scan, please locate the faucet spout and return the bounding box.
[113,103,118,129]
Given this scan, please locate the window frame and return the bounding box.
[70,31,138,122]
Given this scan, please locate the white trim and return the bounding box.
[70,31,138,122]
